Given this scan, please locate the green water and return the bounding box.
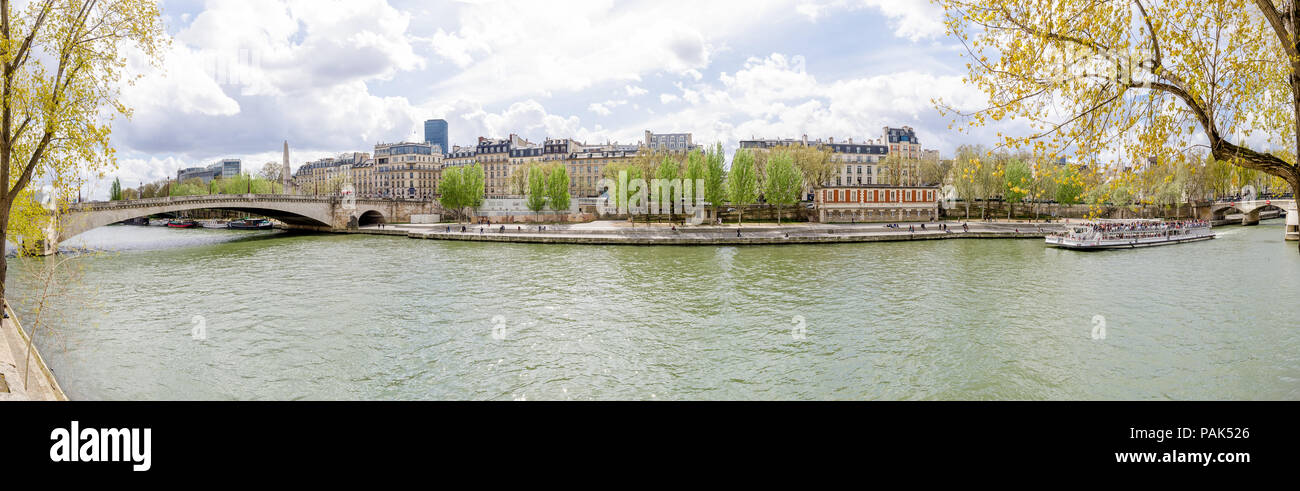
[6,221,1300,400]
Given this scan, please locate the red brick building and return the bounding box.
[815,185,940,222]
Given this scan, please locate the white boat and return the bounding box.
[1045,219,1215,250]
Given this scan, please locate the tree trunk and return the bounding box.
[0,212,8,310]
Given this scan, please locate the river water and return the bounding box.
[6,220,1299,400]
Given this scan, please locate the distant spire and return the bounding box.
[281,140,291,191]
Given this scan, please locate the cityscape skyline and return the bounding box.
[95,0,1000,200]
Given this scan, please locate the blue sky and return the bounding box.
[100,0,1000,198]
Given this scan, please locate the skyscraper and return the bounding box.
[423,119,448,154]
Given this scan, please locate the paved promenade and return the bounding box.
[349,219,1069,246]
[0,305,67,401]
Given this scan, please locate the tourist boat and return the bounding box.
[1045,219,1215,250]
[166,219,199,229]
[227,218,273,230]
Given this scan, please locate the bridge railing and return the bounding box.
[67,194,440,212]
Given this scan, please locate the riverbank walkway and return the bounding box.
[0,304,67,401]
[346,219,1070,245]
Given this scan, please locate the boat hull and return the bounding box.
[1045,233,1215,250]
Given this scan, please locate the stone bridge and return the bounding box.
[44,194,442,252]
[1197,199,1298,240]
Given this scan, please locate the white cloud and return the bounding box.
[424,0,796,106]
[624,85,648,97]
[588,99,628,116]
[796,0,945,41]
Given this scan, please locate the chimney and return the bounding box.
[848,137,853,144]
[829,137,834,144]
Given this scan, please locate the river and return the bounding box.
[5,220,1299,400]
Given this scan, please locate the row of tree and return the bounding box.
[112,174,286,200]
[523,163,571,219]
[946,144,1291,220]
[438,163,485,222]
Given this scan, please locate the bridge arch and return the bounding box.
[59,195,338,242]
[357,210,385,227]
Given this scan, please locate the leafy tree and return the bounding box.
[952,145,986,219]
[1055,165,1086,206]
[439,164,485,222]
[525,164,547,219]
[1002,159,1032,218]
[918,153,950,186]
[109,177,122,201]
[603,162,646,225]
[767,143,833,195]
[727,149,758,225]
[764,152,801,224]
[939,0,1300,249]
[547,163,571,213]
[463,163,485,211]
[0,0,165,304]
[704,143,728,221]
[655,156,680,220]
[684,149,706,218]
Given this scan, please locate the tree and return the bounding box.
[438,165,483,222]
[0,1,164,306]
[1206,157,1237,199]
[463,163,485,213]
[704,143,728,221]
[547,163,570,214]
[770,143,833,196]
[109,177,122,201]
[525,164,547,219]
[1055,165,1086,208]
[939,0,1300,250]
[727,149,758,225]
[764,151,801,224]
[952,145,986,219]
[918,154,950,187]
[655,155,680,220]
[684,149,706,221]
[1002,159,1032,219]
[439,167,466,221]
[881,154,908,187]
[258,162,282,183]
[601,160,648,225]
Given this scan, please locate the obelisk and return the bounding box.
[281,140,291,193]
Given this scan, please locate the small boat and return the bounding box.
[227,218,273,230]
[166,219,199,228]
[1046,219,1214,250]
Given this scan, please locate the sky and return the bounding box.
[97,0,1003,199]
